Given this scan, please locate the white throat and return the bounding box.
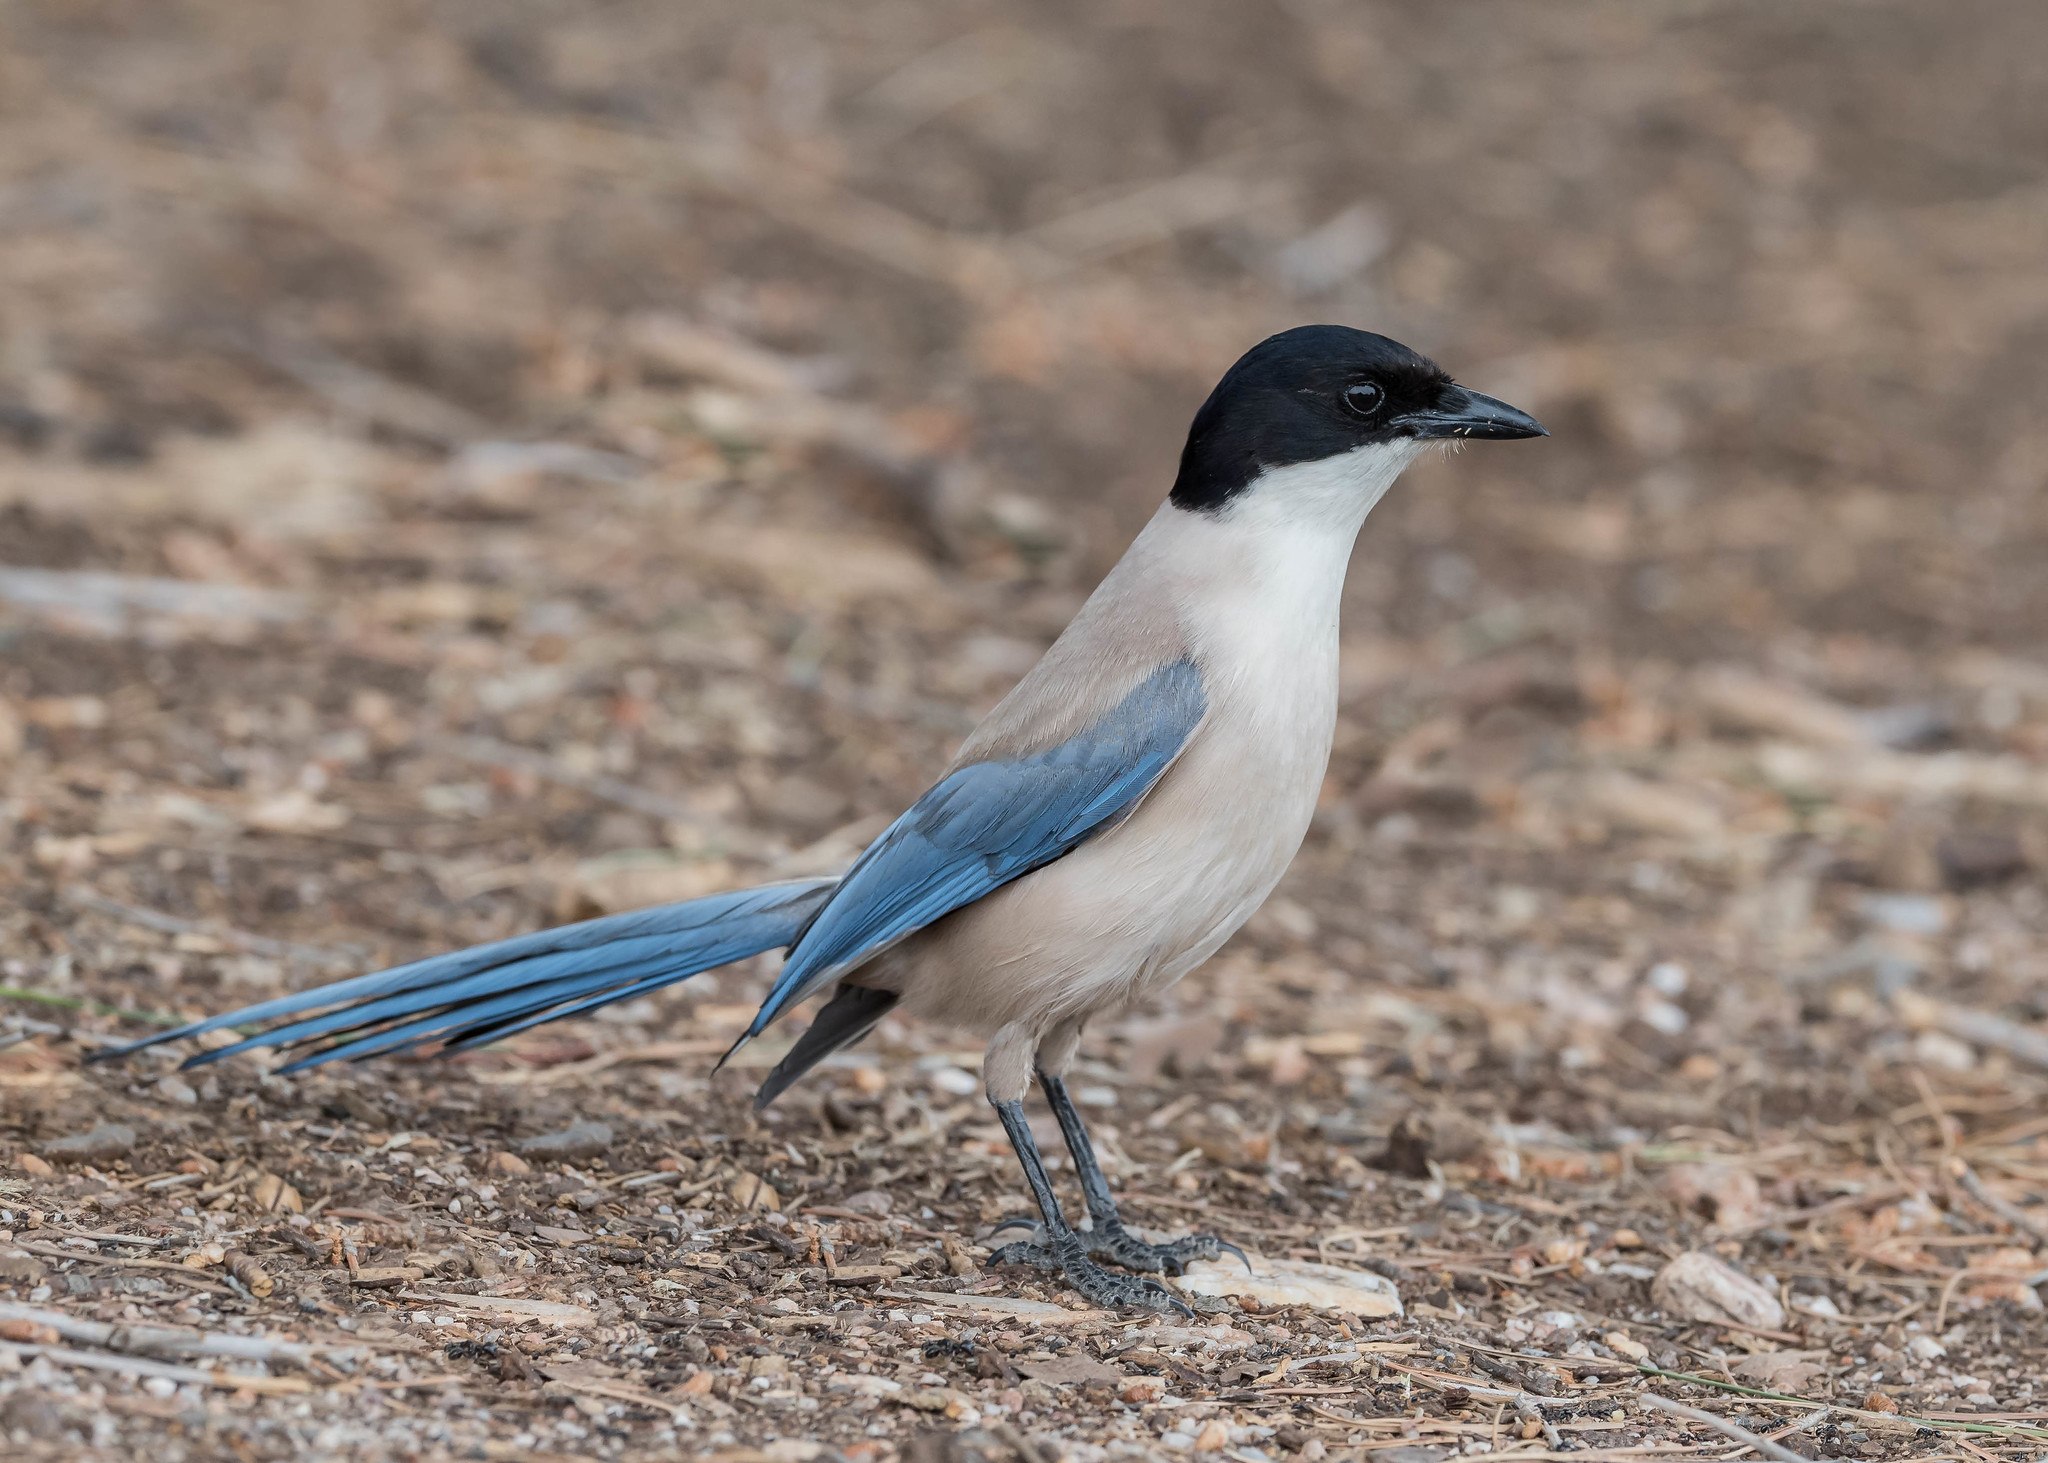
[1142,439,1424,711]
[1217,439,1425,542]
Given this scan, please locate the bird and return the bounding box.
[99,324,1546,1312]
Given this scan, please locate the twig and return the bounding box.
[0,1339,309,1395]
[0,1302,352,1366]
[1774,1407,1832,1442]
[39,1228,172,1250]
[1633,1365,2048,1444]
[1950,1160,2048,1246]
[12,1241,232,1290]
[1635,1391,1810,1463]
[65,890,361,968]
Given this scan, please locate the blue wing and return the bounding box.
[741,658,1207,1038]
[92,879,837,1071]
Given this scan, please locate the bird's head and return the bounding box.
[1170,324,1545,517]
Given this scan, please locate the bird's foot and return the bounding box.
[1081,1219,1250,1277]
[988,1231,1193,1315]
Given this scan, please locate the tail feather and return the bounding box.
[92,878,837,1070]
[753,983,899,1109]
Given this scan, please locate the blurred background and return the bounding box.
[3,0,2048,1446]
[4,2,2048,1450]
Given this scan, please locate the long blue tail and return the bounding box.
[92,878,837,1073]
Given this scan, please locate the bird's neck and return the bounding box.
[1152,440,1420,651]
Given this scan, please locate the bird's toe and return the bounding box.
[989,1233,1194,1316]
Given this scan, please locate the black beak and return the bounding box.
[1399,383,1548,441]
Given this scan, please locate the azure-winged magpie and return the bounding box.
[101,325,1546,1312]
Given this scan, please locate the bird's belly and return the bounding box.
[888,696,1329,1035]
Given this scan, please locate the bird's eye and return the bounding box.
[1342,382,1385,417]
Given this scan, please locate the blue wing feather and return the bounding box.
[744,658,1206,1035]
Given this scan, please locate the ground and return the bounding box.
[3,1,2048,1459]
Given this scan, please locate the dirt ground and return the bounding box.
[3,1,2048,1459]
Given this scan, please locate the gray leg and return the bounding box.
[1039,1071,1248,1276]
[986,1099,1191,1315]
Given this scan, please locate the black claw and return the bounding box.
[985,1215,1042,1240]
[1078,1220,1244,1278]
[1218,1239,1254,1274]
[988,1234,1193,1316]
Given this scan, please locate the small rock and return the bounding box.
[14,1153,54,1177]
[1906,1335,1947,1360]
[1603,1330,1649,1363]
[1177,1253,1402,1318]
[155,1075,199,1106]
[515,1121,613,1161]
[1192,1419,1230,1452]
[44,1122,137,1163]
[488,1151,532,1175]
[926,1065,979,1097]
[1650,1252,1785,1330]
[1912,1030,1977,1072]
[1121,1376,1166,1404]
[1863,1390,1899,1413]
